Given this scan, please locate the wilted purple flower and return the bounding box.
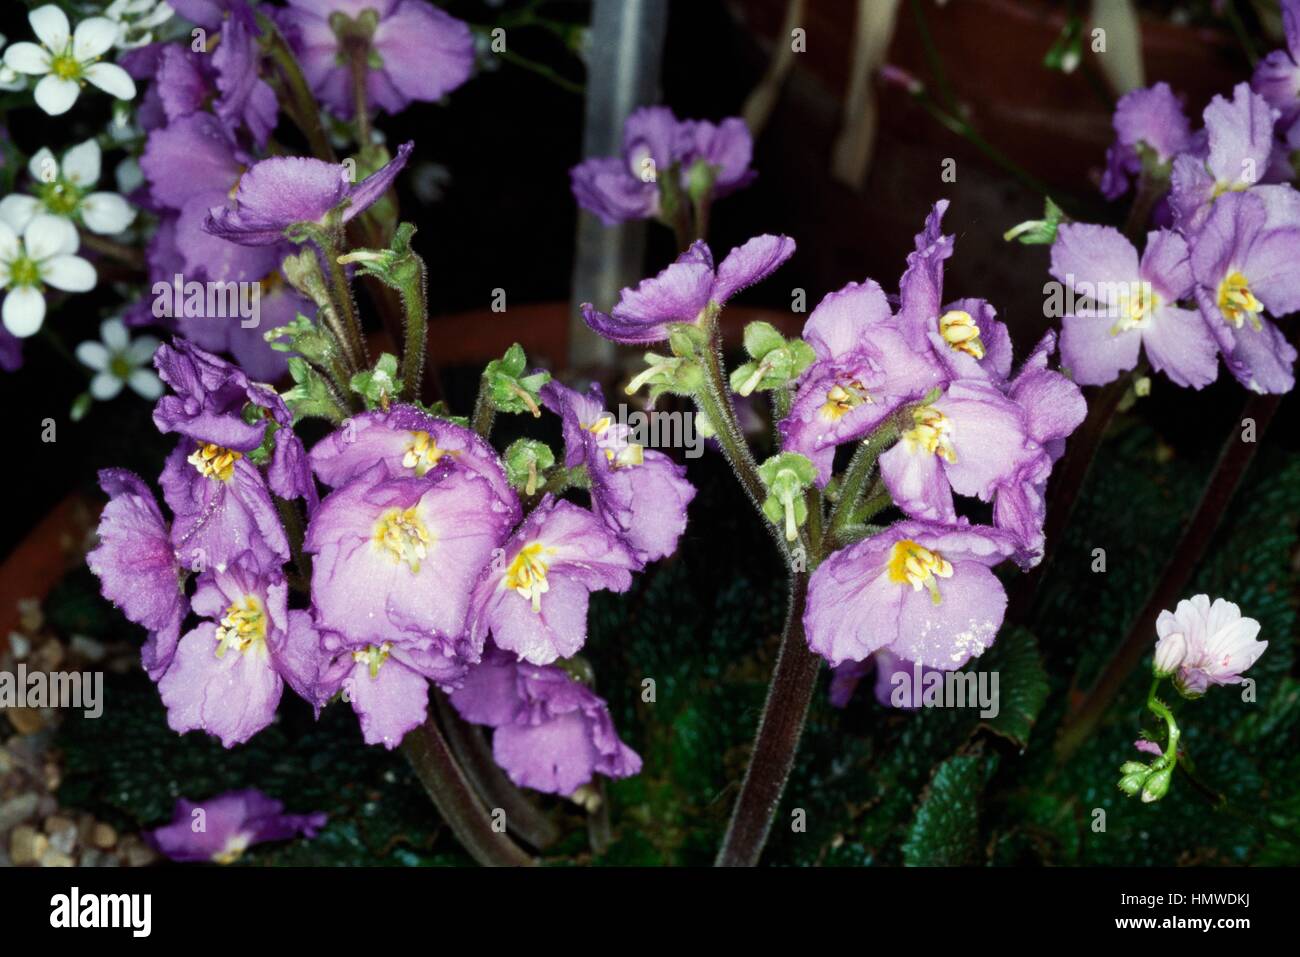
[157,552,319,746]
[450,646,641,796]
[305,462,514,650]
[1155,594,1266,697]
[1189,190,1300,393]
[467,498,638,666]
[1051,223,1220,388]
[582,234,794,344]
[152,339,290,451]
[541,380,695,566]
[1100,82,1194,200]
[146,788,326,863]
[277,0,475,119]
[87,469,185,680]
[805,520,1015,668]
[678,117,757,197]
[205,142,413,246]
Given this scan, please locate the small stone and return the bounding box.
[0,793,39,831]
[7,632,31,659]
[33,640,64,671]
[69,635,107,663]
[91,822,118,850]
[10,825,47,865]
[45,819,77,855]
[17,599,42,633]
[120,836,157,867]
[6,708,44,735]
[44,814,75,835]
[40,850,75,867]
[43,762,61,792]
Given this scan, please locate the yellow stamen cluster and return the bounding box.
[586,417,643,469]
[402,431,452,476]
[352,642,392,679]
[214,596,266,658]
[903,407,957,463]
[189,443,242,482]
[938,310,985,359]
[505,542,553,612]
[374,506,430,572]
[887,540,954,605]
[1110,283,1159,335]
[821,380,872,421]
[1216,271,1263,331]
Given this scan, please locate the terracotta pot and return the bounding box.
[0,494,99,639]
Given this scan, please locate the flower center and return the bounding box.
[1216,271,1263,331]
[821,380,872,421]
[505,542,552,612]
[887,540,954,605]
[50,53,83,82]
[214,595,266,657]
[374,506,430,572]
[188,443,241,482]
[1111,282,1159,335]
[8,254,41,288]
[938,310,985,359]
[352,642,392,679]
[401,431,451,476]
[585,416,643,468]
[902,407,956,463]
[38,179,82,217]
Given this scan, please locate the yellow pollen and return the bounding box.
[821,380,872,421]
[213,835,251,865]
[1110,283,1160,335]
[505,542,553,612]
[352,642,392,679]
[189,443,242,482]
[374,506,431,572]
[606,443,644,468]
[50,54,83,82]
[586,416,613,436]
[902,407,957,463]
[938,310,985,359]
[887,540,954,605]
[1216,271,1263,331]
[214,595,266,658]
[401,431,454,476]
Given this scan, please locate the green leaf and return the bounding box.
[283,357,345,423]
[976,627,1050,748]
[902,753,997,866]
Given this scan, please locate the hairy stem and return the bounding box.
[471,374,495,439]
[396,256,429,402]
[259,13,338,164]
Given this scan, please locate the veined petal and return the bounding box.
[34,74,80,115]
[83,61,136,100]
[73,16,119,62]
[29,5,71,51]
[81,192,136,234]
[24,213,79,259]
[61,138,102,187]
[3,42,53,75]
[41,254,96,292]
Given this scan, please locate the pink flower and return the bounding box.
[1155,594,1266,697]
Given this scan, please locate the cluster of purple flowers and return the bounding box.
[1080,7,1300,395]
[89,335,693,797]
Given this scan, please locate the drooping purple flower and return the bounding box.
[541,380,696,566]
[157,552,320,746]
[204,142,414,246]
[277,0,475,119]
[1252,0,1300,130]
[450,646,641,796]
[146,788,326,864]
[467,498,638,666]
[581,234,794,344]
[1051,223,1220,388]
[829,649,938,710]
[879,379,1038,523]
[678,116,757,198]
[305,462,514,651]
[1099,82,1194,200]
[86,469,185,680]
[804,520,1015,669]
[1170,83,1278,228]
[1189,190,1300,393]
[779,279,943,484]
[152,339,290,451]
[211,4,278,146]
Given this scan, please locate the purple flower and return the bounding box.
[679,117,757,197]
[467,498,638,665]
[1051,223,1220,388]
[152,339,290,451]
[541,380,696,566]
[211,5,278,146]
[204,142,414,246]
[304,462,514,650]
[146,788,326,864]
[829,649,937,710]
[157,552,320,746]
[1189,190,1300,393]
[779,279,943,484]
[87,469,186,680]
[1155,594,1267,697]
[277,0,475,119]
[1252,0,1300,130]
[1100,82,1194,200]
[582,234,794,345]
[804,520,1015,668]
[450,647,641,796]
[879,379,1038,523]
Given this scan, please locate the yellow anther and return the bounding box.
[374,506,431,572]
[1110,282,1160,335]
[214,596,266,658]
[401,431,453,476]
[887,540,954,605]
[902,406,957,463]
[505,542,553,612]
[821,380,872,421]
[352,642,392,679]
[938,310,985,359]
[1216,271,1263,331]
[188,443,242,482]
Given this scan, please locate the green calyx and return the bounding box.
[350,353,403,409]
[1003,197,1067,246]
[759,452,818,542]
[38,178,83,218]
[730,321,815,396]
[483,343,550,417]
[504,439,557,496]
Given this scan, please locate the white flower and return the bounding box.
[1155,594,1267,698]
[3,5,136,116]
[0,213,97,337]
[0,34,28,92]
[102,0,175,51]
[76,318,162,400]
[0,139,136,236]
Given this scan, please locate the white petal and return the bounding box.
[41,254,96,292]
[29,5,71,52]
[80,192,135,234]
[128,368,164,400]
[34,74,79,115]
[73,17,118,62]
[0,219,18,262]
[100,317,129,350]
[61,139,101,187]
[127,334,159,364]
[91,370,124,400]
[0,67,26,91]
[3,286,47,337]
[82,61,135,100]
[24,214,78,259]
[115,157,143,194]
[27,147,58,184]
[0,195,40,233]
[76,339,110,370]
[3,42,52,75]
